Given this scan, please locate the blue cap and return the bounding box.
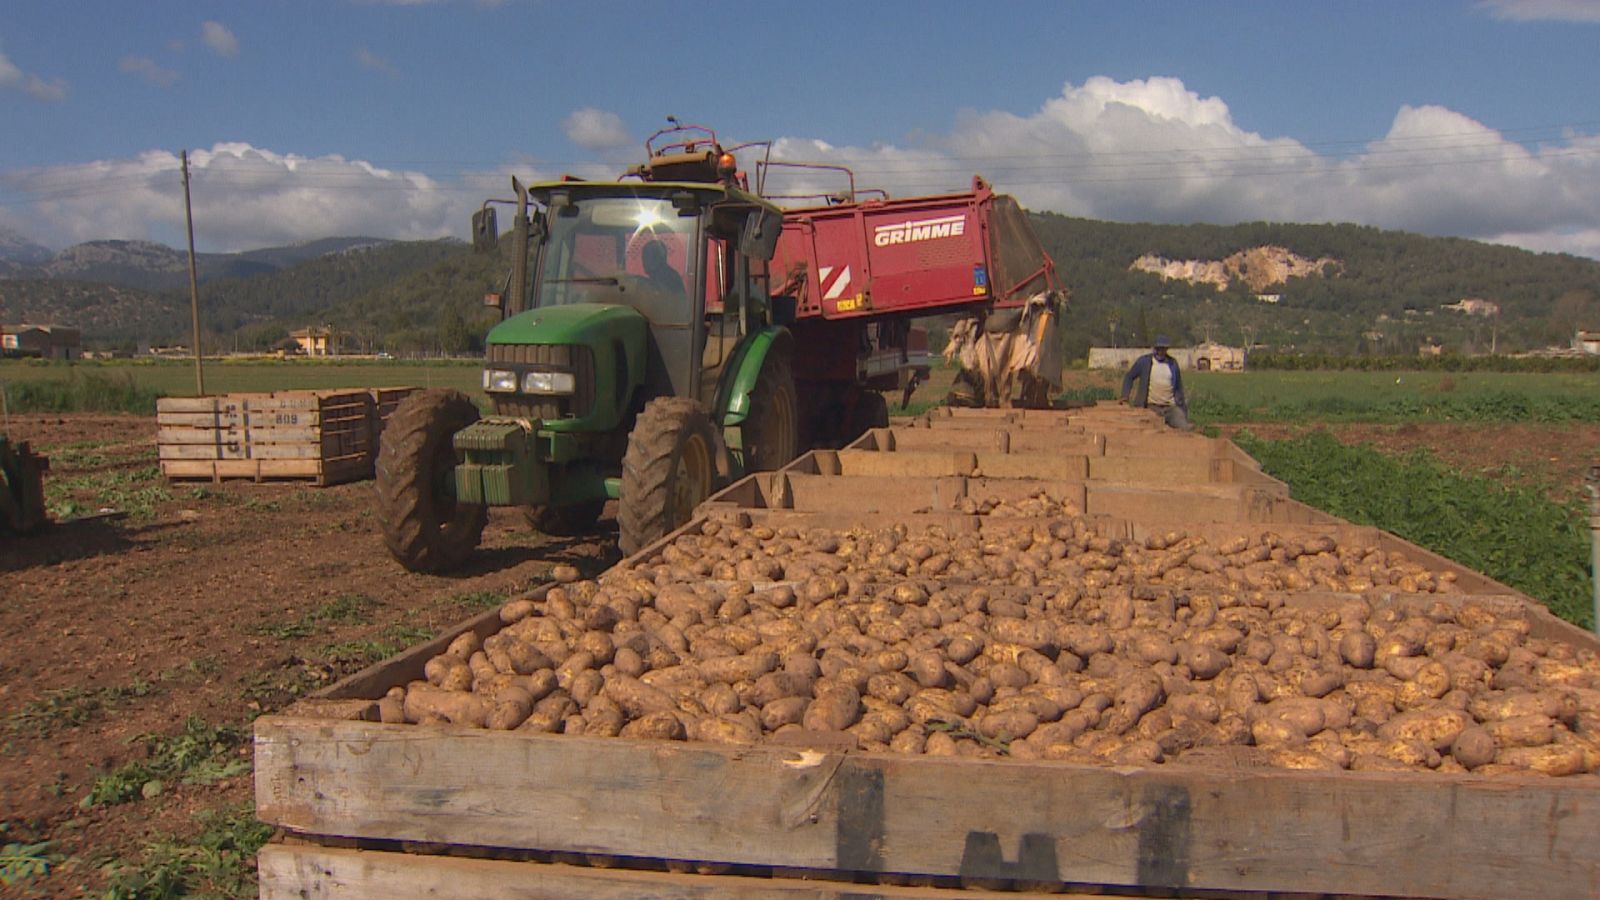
[1153,334,1171,348]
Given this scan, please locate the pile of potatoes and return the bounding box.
[383,513,1600,778]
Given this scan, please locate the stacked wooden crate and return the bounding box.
[158,387,415,486]
[254,403,1600,898]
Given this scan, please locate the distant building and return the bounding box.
[1087,343,1246,372]
[1576,330,1600,355]
[1,324,81,360]
[290,326,339,357]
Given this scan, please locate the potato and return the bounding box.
[700,650,779,685]
[1485,714,1556,749]
[621,711,687,741]
[1450,726,1498,769]
[696,714,761,745]
[803,684,863,732]
[1495,743,1586,776]
[605,675,677,718]
[1377,708,1471,751]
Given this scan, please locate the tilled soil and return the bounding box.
[1,413,616,896]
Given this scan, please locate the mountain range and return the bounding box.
[2,217,1598,357]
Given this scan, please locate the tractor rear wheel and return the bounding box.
[524,501,604,536]
[618,397,720,557]
[376,389,487,573]
[742,354,798,473]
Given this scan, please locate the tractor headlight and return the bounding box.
[483,369,518,393]
[522,371,577,395]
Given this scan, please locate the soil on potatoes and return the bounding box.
[0,413,619,896]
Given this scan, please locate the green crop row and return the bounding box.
[1232,430,1593,628]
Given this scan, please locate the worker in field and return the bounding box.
[1119,335,1192,430]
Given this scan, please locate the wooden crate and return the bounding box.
[255,581,1600,899]
[158,388,416,486]
[253,402,1600,896]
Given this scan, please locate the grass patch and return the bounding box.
[1188,370,1600,424]
[0,370,163,414]
[252,593,375,640]
[445,590,506,612]
[5,679,159,739]
[100,803,273,899]
[47,464,170,520]
[80,717,249,809]
[1233,429,1593,627]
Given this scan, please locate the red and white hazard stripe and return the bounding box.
[817,265,852,301]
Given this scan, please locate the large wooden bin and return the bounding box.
[158,388,414,486]
[253,405,1600,897]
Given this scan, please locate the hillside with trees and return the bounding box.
[4,216,1597,359]
[1032,214,1600,359]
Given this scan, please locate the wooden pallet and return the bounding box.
[157,388,415,486]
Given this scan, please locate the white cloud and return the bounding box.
[761,76,1600,258]
[355,47,399,78]
[1477,0,1600,21]
[201,21,239,58]
[120,55,180,88]
[563,108,631,150]
[1,144,493,252]
[3,77,1598,260]
[0,47,68,101]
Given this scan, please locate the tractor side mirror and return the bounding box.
[739,208,783,261]
[472,207,498,253]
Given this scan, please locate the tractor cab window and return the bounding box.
[535,195,697,309]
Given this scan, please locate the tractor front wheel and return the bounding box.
[742,353,799,473]
[617,397,720,557]
[375,389,487,573]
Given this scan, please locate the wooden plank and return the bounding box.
[159,442,325,460]
[161,458,324,479]
[972,454,1087,480]
[254,717,1600,900]
[158,426,330,444]
[258,843,1069,899]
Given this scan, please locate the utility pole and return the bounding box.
[181,150,206,395]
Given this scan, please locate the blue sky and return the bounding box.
[2,0,1598,257]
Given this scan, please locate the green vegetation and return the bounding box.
[446,590,507,612]
[1185,370,1600,423]
[1,839,58,888]
[46,463,170,520]
[80,717,249,808]
[0,369,163,414]
[100,803,273,899]
[1233,430,1593,627]
[5,679,158,739]
[253,593,375,641]
[1,357,481,401]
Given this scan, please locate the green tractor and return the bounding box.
[376,124,798,571]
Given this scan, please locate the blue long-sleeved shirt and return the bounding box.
[1120,353,1186,409]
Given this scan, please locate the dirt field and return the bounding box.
[1,411,1596,895]
[0,413,616,895]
